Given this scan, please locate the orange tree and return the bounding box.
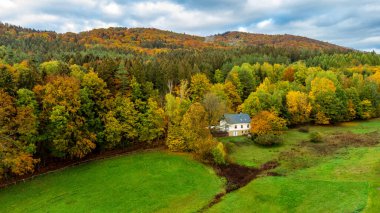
[250,111,287,136]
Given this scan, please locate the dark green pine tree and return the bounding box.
[116,59,129,94]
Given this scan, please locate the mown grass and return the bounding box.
[213,119,380,212]
[218,131,309,167]
[209,176,370,213]
[290,147,380,212]
[209,146,380,212]
[0,151,224,213]
[219,118,380,168]
[309,118,380,134]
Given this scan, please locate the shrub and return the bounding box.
[224,142,235,153]
[298,126,310,133]
[254,134,283,146]
[211,142,227,165]
[310,132,323,143]
[194,137,217,159]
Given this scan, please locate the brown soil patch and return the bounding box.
[199,160,279,212]
[216,160,279,192]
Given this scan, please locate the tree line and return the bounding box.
[1,23,380,179]
[1,51,380,180]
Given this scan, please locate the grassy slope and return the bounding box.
[0,151,223,213]
[210,146,380,213]
[219,119,380,168]
[291,146,380,212]
[209,176,369,213]
[213,119,380,212]
[219,131,309,167]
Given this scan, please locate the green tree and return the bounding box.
[137,98,166,143]
[104,95,138,148]
[213,69,224,83]
[116,59,129,94]
[202,92,228,127]
[34,76,96,158]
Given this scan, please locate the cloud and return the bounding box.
[237,27,248,32]
[257,19,273,29]
[128,1,233,33]
[0,0,379,51]
[101,2,123,17]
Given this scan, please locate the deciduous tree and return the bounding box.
[286,91,312,124]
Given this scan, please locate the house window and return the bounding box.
[247,124,250,128]
[235,125,237,129]
[241,125,243,128]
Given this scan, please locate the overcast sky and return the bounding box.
[1,0,380,51]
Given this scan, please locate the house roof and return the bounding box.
[223,113,251,124]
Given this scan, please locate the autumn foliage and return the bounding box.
[250,111,287,136]
[2,23,380,180]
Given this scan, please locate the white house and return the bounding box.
[219,113,251,136]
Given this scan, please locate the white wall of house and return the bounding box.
[227,123,250,131]
[226,123,250,136]
[220,121,250,131]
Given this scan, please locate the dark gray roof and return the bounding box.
[223,113,251,124]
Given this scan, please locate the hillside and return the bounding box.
[210,31,349,52]
[0,23,350,54]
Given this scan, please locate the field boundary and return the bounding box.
[0,146,165,189]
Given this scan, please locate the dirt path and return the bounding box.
[199,161,279,212]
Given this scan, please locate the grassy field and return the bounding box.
[219,131,309,167]
[1,119,379,212]
[209,176,370,212]
[209,146,380,212]
[0,151,224,213]
[212,119,380,212]
[219,118,380,168]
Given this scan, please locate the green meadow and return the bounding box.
[1,119,379,212]
[0,151,223,213]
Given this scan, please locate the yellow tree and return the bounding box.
[181,103,216,156]
[309,77,338,124]
[190,73,211,102]
[164,93,190,151]
[224,81,242,111]
[368,71,380,91]
[286,91,312,124]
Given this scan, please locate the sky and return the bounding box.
[1,0,380,52]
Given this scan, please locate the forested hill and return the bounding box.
[210,31,349,52]
[0,22,350,55]
[2,22,380,182]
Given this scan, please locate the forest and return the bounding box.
[1,22,380,180]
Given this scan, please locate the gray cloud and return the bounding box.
[0,0,379,51]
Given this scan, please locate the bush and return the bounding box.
[310,132,323,143]
[224,142,235,153]
[254,134,283,146]
[298,126,310,133]
[211,142,227,165]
